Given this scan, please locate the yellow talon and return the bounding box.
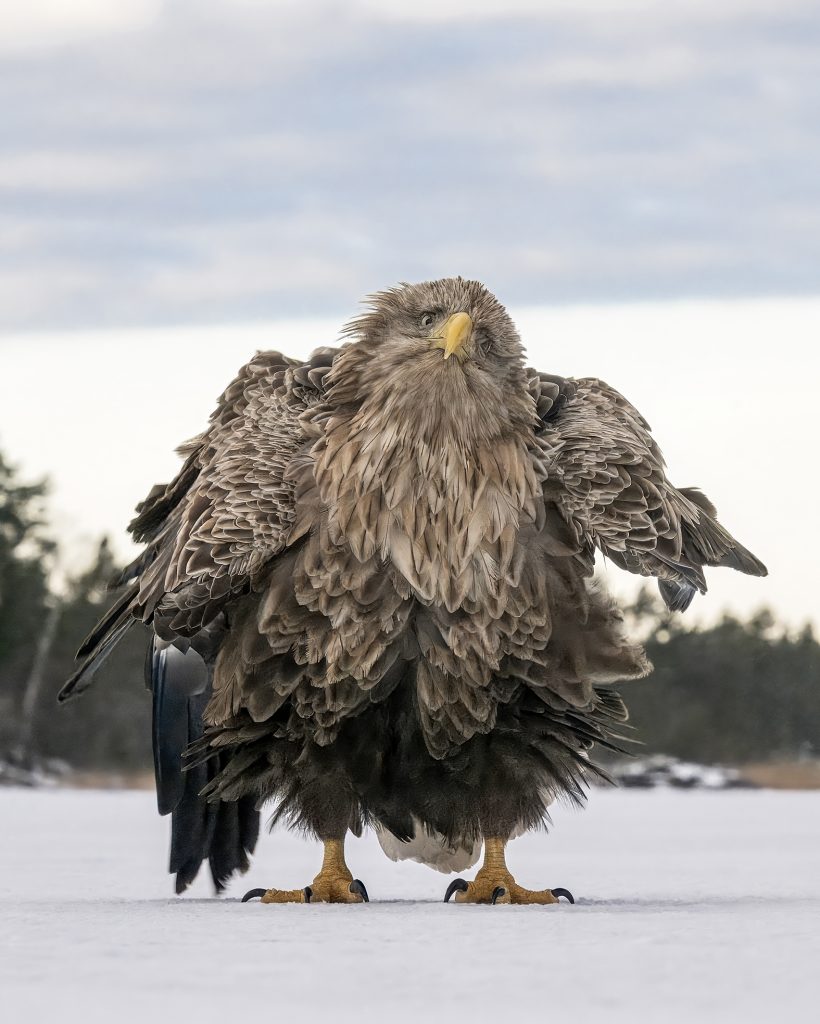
[444,838,573,906]
[259,887,311,904]
[243,838,369,905]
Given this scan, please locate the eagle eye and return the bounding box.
[419,312,435,329]
[475,329,493,357]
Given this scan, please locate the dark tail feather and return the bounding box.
[209,795,259,892]
[149,639,259,893]
[151,644,209,813]
[169,732,218,893]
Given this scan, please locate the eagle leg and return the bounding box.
[242,837,369,905]
[443,838,574,906]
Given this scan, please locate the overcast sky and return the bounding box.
[1,0,819,330]
[0,3,816,629]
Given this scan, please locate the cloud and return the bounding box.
[0,1,819,330]
[0,150,164,192]
[0,1,163,52]
[361,0,819,26]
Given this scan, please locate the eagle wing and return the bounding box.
[59,346,338,701]
[527,372,767,610]
[59,346,339,893]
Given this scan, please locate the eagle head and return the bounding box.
[328,277,536,449]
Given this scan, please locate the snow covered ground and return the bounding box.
[2,787,818,1023]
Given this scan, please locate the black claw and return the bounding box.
[550,887,575,904]
[349,879,370,903]
[491,886,507,904]
[241,888,267,903]
[444,878,469,902]
[303,886,313,903]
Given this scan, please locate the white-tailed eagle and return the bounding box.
[61,278,766,904]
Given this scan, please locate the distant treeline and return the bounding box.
[0,449,150,770]
[0,446,817,772]
[621,592,819,764]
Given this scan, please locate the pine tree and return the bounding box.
[0,451,54,749]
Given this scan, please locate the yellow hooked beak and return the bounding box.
[431,312,473,361]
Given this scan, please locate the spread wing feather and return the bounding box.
[528,373,767,610]
[59,346,338,702]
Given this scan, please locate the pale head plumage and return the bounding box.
[331,277,536,451]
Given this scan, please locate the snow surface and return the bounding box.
[2,787,818,1023]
